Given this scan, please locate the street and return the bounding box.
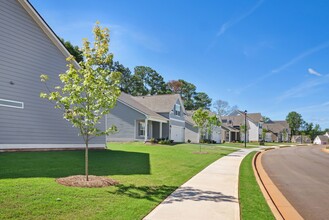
[262,145,329,220]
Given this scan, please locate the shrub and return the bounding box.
[150,138,157,144]
[187,139,191,143]
[223,140,226,143]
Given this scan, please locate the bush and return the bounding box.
[223,140,226,143]
[187,139,191,143]
[158,139,174,145]
[259,141,265,146]
[150,138,157,144]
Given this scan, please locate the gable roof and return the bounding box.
[18,0,79,68]
[132,94,185,113]
[118,93,168,122]
[225,110,263,125]
[263,122,285,134]
[317,135,328,142]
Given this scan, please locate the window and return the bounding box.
[138,121,145,136]
[0,99,24,109]
[174,104,181,116]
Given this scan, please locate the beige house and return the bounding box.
[263,121,291,142]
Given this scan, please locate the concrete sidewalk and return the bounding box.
[144,149,254,220]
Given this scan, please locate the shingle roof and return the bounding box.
[118,93,168,122]
[263,122,285,134]
[317,135,329,142]
[132,94,183,113]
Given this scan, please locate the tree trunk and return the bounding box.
[85,140,89,181]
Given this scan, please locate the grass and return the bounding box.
[0,143,236,220]
[239,152,275,220]
[218,142,295,148]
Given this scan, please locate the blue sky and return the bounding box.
[30,0,329,128]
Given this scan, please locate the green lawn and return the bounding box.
[218,142,295,148]
[0,143,235,220]
[239,152,275,220]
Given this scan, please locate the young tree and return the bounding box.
[240,124,248,142]
[207,115,221,140]
[282,129,287,142]
[286,111,303,137]
[192,108,210,151]
[40,23,122,181]
[262,128,268,141]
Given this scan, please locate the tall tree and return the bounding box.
[262,116,271,123]
[60,38,83,63]
[167,80,183,93]
[213,99,238,116]
[130,66,148,96]
[194,92,212,110]
[41,23,121,181]
[286,111,303,137]
[179,79,196,110]
[110,61,132,93]
[130,66,168,95]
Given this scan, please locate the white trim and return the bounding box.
[169,117,185,123]
[0,98,24,109]
[0,144,105,150]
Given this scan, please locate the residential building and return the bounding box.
[263,121,291,142]
[0,0,105,150]
[184,110,221,143]
[221,110,263,142]
[107,93,186,142]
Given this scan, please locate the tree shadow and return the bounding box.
[108,184,237,204]
[162,186,237,204]
[109,184,177,203]
[0,150,150,179]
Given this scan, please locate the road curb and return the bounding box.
[253,150,303,220]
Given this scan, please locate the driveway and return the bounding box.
[262,145,329,220]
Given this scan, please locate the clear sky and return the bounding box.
[30,0,329,129]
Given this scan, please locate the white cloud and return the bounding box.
[276,74,329,102]
[217,0,264,37]
[271,41,329,73]
[308,68,322,76]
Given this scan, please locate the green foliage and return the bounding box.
[192,108,210,141]
[262,128,268,140]
[41,23,121,142]
[286,111,303,136]
[301,122,322,141]
[41,23,121,180]
[60,38,84,63]
[129,66,169,96]
[193,92,212,110]
[110,61,132,93]
[178,79,196,110]
[262,116,271,123]
[239,152,275,220]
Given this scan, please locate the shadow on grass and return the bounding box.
[0,150,150,179]
[110,184,237,203]
[110,184,177,203]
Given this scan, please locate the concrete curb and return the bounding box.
[253,150,303,220]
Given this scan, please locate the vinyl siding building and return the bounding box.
[0,0,105,149]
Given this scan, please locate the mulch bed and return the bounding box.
[192,152,209,154]
[56,175,118,188]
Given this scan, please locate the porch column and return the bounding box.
[144,119,148,142]
[159,122,163,138]
[229,131,231,142]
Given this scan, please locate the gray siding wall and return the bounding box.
[0,0,105,146]
[152,121,160,139]
[168,99,185,123]
[185,123,199,143]
[107,101,146,141]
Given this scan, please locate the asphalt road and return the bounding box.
[262,145,329,220]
